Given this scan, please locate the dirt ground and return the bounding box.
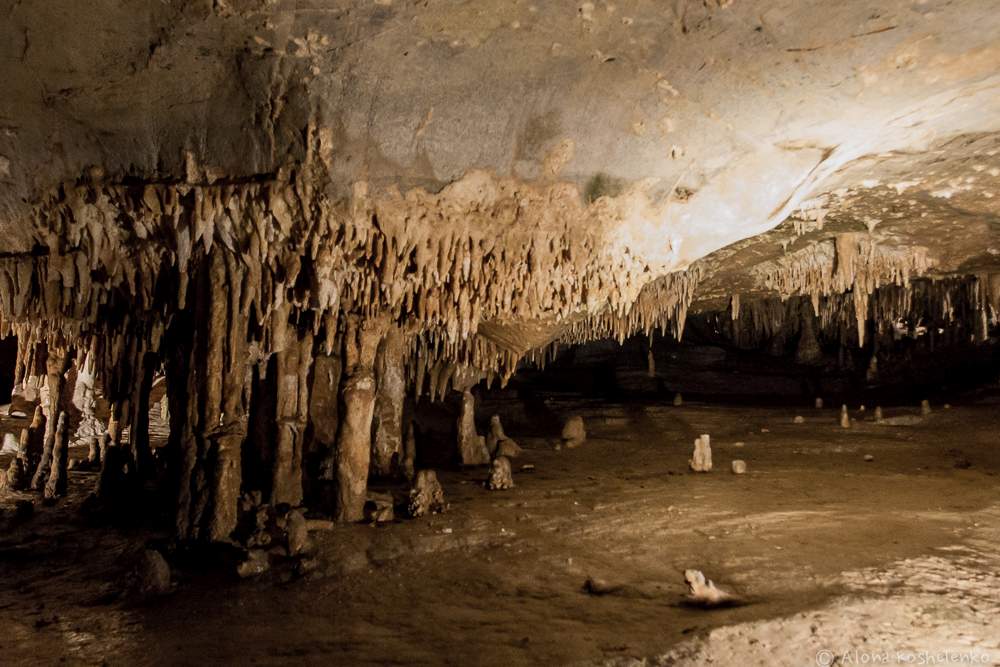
[1,391,999,666]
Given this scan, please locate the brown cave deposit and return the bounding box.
[1,1,1000,664]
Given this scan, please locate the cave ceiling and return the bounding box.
[0,0,998,366]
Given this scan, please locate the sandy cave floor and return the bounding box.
[1,393,999,666]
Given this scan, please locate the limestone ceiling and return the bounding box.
[0,0,998,351]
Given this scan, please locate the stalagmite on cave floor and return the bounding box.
[2,392,998,666]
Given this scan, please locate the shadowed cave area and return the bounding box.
[1,1,1000,665]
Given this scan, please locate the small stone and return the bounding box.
[733,441,745,448]
[237,549,270,578]
[363,494,395,524]
[125,549,171,598]
[561,415,586,448]
[793,415,804,424]
[944,403,951,410]
[731,460,747,474]
[285,509,313,556]
[863,454,874,462]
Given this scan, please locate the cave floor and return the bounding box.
[2,394,1000,666]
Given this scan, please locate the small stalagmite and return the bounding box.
[839,404,850,428]
[43,412,69,500]
[731,460,747,474]
[673,393,683,407]
[456,389,490,466]
[23,406,46,482]
[689,434,712,472]
[402,421,417,482]
[815,397,823,409]
[485,415,506,454]
[874,406,884,423]
[486,456,514,490]
[408,469,446,518]
[684,569,734,607]
[920,400,931,416]
[561,415,586,449]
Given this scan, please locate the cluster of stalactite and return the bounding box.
[712,274,1000,357]
[753,233,933,345]
[0,163,702,542]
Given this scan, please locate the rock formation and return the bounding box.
[561,416,587,449]
[43,411,69,501]
[486,457,514,491]
[0,0,996,546]
[408,470,446,518]
[456,390,490,466]
[689,435,712,473]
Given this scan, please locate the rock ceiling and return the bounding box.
[0,0,998,372]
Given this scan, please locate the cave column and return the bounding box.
[30,341,73,490]
[334,316,386,522]
[454,366,489,466]
[371,325,405,478]
[168,251,250,542]
[271,323,314,506]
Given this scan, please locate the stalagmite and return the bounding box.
[371,327,405,478]
[334,317,386,522]
[561,415,587,448]
[402,421,417,482]
[874,406,884,423]
[71,348,103,449]
[43,412,69,500]
[673,393,683,407]
[30,344,72,490]
[486,415,522,458]
[2,429,29,491]
[815,397,823,409]
[407,470,446,518]
[456,389,490,466]
[840,404,850,428]
[920,400,931,416]
[486,456,514,490]
[795,307,822,365]
[23,406,46,480]
[684,570,734,607]
[689,435,712,472]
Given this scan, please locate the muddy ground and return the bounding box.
[1,392,999,666]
